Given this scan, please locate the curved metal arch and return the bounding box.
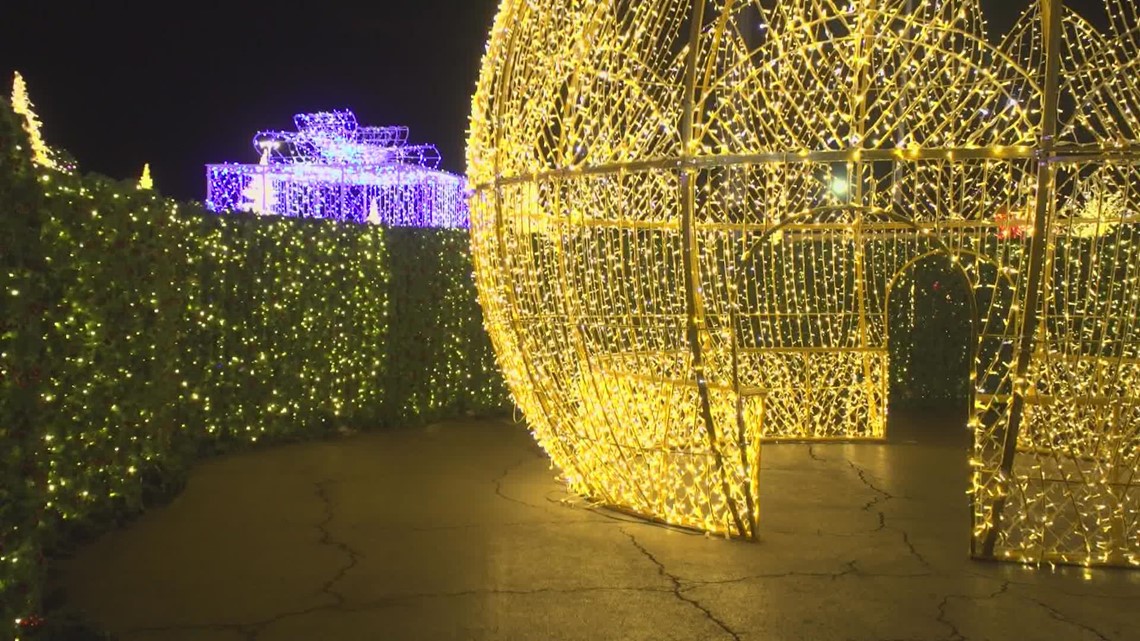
[881,248,984,360]
[883,247,1014,305]
[1056,15,1140,143]
[697,9,1044,146]
[730,4,1042,94]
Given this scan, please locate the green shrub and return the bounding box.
[1,86,50,641]
[0,97,507,639]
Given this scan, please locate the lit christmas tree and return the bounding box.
[10,71,58,170]
[366,198,382,224]
[138,163,154,190]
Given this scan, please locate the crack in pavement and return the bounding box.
[686,560,860,586]
[847,459,895,513]
[134,480,368,640]
[1028,597,1112,641]
[370,518,606,533]
[935,581,1011,641]
[844,458,937,571]
[622,528,743,641]
[130,585,674,638]
[807,445,828,462]
[130,602,335,641]
[935,593,968,641]
[492,456,549,510]
[108,429,1137,641]
[150,565,1032,641]
[892,526,931,569]
[314,479,363,607]
[763,526,886,538]
[335,584,675,609]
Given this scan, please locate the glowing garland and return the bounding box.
[10,72,61,172]
[207,109,469,228]
[468,0,1140,567]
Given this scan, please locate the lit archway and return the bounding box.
[883,250,981,415]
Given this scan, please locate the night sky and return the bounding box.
[0,0,1108,202]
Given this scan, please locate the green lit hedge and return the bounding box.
[0,99,507,638]
[2,96,49,640]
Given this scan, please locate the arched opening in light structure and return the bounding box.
[885,253,976,415]
[468,0,1140,567]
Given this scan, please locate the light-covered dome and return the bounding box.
[468,0,1140,567]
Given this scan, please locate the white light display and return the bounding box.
[207,109,468,228]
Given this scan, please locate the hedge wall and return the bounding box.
[1,95,49,640]
[0,99,507,639]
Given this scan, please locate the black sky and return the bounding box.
[0,1,1108,202]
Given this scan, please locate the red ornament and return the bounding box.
[17,614,46,630]
[994,206,1025,240]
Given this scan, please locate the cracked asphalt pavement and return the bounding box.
[54,412,1140,641]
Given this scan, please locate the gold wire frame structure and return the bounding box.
[467,0,1140,567]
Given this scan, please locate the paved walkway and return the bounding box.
[56,414,1140,641]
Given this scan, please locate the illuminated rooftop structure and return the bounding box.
[206,109,468,228]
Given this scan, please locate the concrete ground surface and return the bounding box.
[55,412,1140,641]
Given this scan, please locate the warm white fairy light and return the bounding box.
[10,71,59,171]
[468,0,1140,567]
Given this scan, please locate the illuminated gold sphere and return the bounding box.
[468,0,1140,566]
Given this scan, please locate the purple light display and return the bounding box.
[205,109,469,228]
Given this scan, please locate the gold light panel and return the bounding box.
[468,0,1140,566]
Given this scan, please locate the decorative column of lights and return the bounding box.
[468,0,1140,567]
[206,109,470,228]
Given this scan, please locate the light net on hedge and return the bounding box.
[468,0,1140,566]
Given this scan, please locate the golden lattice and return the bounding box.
[467,0,1140,567]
